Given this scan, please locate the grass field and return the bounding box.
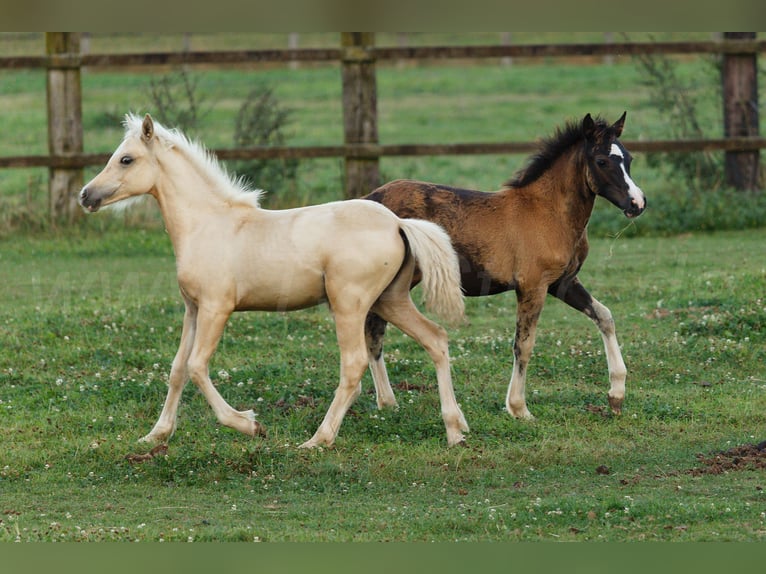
[1,33,765,543]
[1,226,764,541]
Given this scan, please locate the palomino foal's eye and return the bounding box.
[120,155,134,166]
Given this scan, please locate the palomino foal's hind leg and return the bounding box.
[506,287,547,419]
[365,313,398,409]
[373,296,468,446]
[186,307,265,438]
[139,301,197,443]
[549,277,627,414]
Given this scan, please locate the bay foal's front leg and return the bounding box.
[506,287,547,419]
[139,299,197,443]
[549,277,627,413]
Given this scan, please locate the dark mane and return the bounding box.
[505,116,611,189]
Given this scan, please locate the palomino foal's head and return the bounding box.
[79,114,161,212]
[582,112,646,218]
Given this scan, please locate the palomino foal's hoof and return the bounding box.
[252,421,268,438]
[507,406,535,421]
[138,431,171,444]
[608,395,624,415]
[449,436,468,448]
[297,435,334,449]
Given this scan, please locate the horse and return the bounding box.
[79,113,469,448]
[364,112,646,419]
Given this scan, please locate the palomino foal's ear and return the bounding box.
[141,114,154,142]
[611,111,627,138]
[582,113,596,139]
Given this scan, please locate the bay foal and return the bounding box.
[365,113,646,419]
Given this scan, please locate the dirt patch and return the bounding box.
[274,394,316,412]
[688,440,766,476]
[124,443,168,464]
[620,441,766,485]
[394,380,427,392]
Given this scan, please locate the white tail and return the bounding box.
[398,219,465,325]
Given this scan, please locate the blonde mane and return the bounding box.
[123,113,264,207]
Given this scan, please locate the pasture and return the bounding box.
[0,33,765,543]
[1,226,764,541]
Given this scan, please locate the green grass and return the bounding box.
[1,33,765,542]
[1,227,764,541]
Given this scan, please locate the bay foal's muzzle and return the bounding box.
[624,195,646,219]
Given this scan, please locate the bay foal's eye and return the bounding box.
[120,155,134,166]
[596,158,608,167]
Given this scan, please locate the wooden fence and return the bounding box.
[1,32,763,222]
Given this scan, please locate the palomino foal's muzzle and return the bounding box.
[79,187,103,213]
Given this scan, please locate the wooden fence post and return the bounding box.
[46,32,84,224]
[721,32,761,190]
[341,32,379,198]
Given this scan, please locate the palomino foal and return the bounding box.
[80,114,468,448]
[365,113,646,419]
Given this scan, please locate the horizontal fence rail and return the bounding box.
[3,138,766,170]
[2,39,766,70]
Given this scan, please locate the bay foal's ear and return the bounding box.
[582,113,596,139]
[611,111,627,138]
[141,114,154,142]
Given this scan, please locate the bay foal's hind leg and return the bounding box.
[365,312,398,409]
[300,311,370,448]
[373,295,468,447]
[139,300,197,443]
[187,307,266,437]
[506,287,547,419]
[549,277,627,414]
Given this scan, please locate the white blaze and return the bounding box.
[610,143,645,210]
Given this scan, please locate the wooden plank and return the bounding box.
[721,32,761,190]
[46,33,84,224]
[373,39,766,60]
[4,40,766,70]
[4,138,766,169]
[341,33,380,198]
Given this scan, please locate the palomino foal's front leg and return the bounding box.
[139,301,197,443]
[187,307,265,438]
[506,288,547,419]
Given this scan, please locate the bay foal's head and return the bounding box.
[581,112,646,218]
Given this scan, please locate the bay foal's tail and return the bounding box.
[397,219,465,325]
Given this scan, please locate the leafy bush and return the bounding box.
[229,85,299,196]
[631,40,725,192]
[147,69,210,135]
